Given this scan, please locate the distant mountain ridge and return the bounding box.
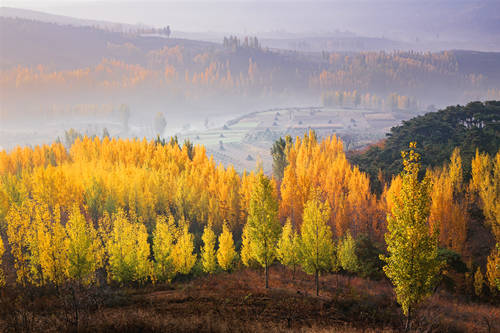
[0,6,147,32]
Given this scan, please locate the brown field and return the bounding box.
[1,267,498,333]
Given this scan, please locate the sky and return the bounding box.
[2,0,499,42]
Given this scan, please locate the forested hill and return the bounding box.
[350,101,500,192]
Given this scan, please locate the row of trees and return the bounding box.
[0,133,498,319]
[3,49,498,122]
[321,90,420,111]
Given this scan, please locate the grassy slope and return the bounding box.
[1,267,498,332]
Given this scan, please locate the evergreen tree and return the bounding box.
[217,223,236,271]
[300,197,334,296]
[381,142,441,329]
[271,135,292,181]
[246,173,281,288]
[201,224,217,274]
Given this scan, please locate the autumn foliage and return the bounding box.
[0,133,498,302]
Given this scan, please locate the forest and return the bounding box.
[1,3,500,331]
[3,16,500,125]
[350,101,500,192]
[0,102,498,332]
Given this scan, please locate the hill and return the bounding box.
[1,268,498,332]
[349,101,500,191]
[0,6,146,32]
[0,16,215,69]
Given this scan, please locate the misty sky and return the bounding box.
[5,0,497,42]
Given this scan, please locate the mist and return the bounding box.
[1,0,500,171]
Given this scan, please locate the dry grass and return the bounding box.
[0,266,498,332]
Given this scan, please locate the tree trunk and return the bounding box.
[405,307,411,332]
[315,269,319,296]
[265,264,269,289]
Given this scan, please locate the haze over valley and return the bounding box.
[1,1,500,172]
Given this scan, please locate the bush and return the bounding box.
[354,234,385,280]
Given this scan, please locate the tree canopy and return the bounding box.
[351,101,500,192]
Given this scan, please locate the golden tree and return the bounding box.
[246,172,281,288]
[429,148,467,253]
[66,205,103,284]
[276,218,301,279]
[36,204,68,285]
[217,223,237,271]
[171,223,197,275]
[201,223,217,273]
[381,143,441,329]
[152,215,177,282]
[106,210,150,284]
[300,196,334,296]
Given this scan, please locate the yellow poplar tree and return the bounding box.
[474,267,484,297]
[246,172,281,288]
[201,223,217,273]
[429,148,467,253]
[153,215,177,282]
[381,143,441,329]
[0,236,5,287]
[36,204,69,285]
[300,197,334,296]
[276,218,301,278]
[470,150,499,240]
[240,223,256,267]
[338,231,359,274]
[6,200,34,285]
[486,244,500,293]
[171,224,197,275]
[106,210,150,284]
[217,223,236,271]
[66,205,103,284]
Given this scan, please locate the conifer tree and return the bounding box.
[246,173,281,288]
[66,205,103,284]
[201,223,217,273]
[300,196,334,296]
[217,223,237,271]
[276,218,301,278]
[152,215,177,282]
[381,142,441,330]
[171,224,197,275]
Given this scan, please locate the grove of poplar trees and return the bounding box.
[0,132,498,319]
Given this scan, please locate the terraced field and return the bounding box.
[177,106,423,173]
